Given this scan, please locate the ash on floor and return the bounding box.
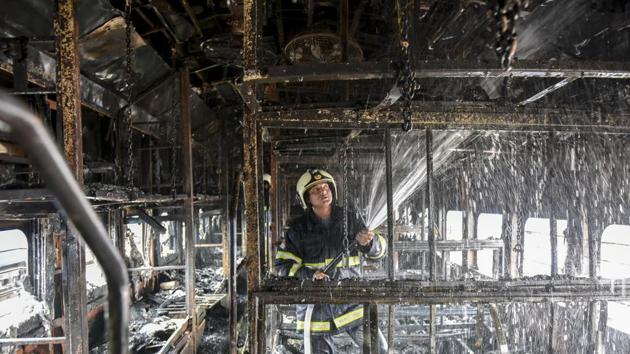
[199,306,229,353]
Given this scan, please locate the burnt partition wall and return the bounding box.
[267,301,630,353]
[245,122,630,354]
[263,128,630,282]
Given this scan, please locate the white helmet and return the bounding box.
[296,169,337,209]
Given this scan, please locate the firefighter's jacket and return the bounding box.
[275,205,387,334]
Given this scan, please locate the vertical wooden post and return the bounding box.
[180,65,197,352]
[429,305,437,353]
[243,0,263,352]
[549,133,558,277]
[426,128,436,281]
[55,1,87,352]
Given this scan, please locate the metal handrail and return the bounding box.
[0,93,129,354]
[127,265,185,272]
[0,337,66,345]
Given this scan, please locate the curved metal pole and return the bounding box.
[488,304,509,354]
[0,92,129,354]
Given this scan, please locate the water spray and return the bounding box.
[348,130,472,232]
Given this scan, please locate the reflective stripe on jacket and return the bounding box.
[275,205,386,334]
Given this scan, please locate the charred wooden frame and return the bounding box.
[0,93,129,353]
[244,60,630,84]
[246,125,627,353]
[243,1,629,353]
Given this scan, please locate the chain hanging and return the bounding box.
[508,144,524,257]
[513,211,524,254]
[349,142,355,217]
[399,0,417,132]
[342,143,350,255]
[170,78,178,198]
[492,0,523,69]
[123,0,135,187]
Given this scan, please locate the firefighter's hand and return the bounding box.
[313,270,330,281]
[355,229,374,247]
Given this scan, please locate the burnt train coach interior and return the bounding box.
[1,0,630,353]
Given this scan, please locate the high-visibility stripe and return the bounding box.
[342,256,360,267]
[303,256,360,269]
[367,234,387,260]
[276,250,302,263]
[288,263,303,276]
[297,320,331,332]
[296,308,365,332]
[304,261,326,269]
[333,307,364,328]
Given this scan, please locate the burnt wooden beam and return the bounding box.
[180,64,197,352]
[246,61,394,83]
[368,304,379,354]
[0,188,185,204]
[0,189,53,202]
[129,208,167,234]
[429,304,437,352]
[243,0,264,353]
[244,60,630,83]
[549,134,558,277]
[54,1,88,353]
[56,5,83,182]
[0,201,59,218]
[548,303,557,352]
[426,128,436,281]
[258,278,630,304]
[224,132,238,354]
[258,104,630,131]
[394,239,504,252]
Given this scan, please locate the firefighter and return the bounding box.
[275,169,388,354]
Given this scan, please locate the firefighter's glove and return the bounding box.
[355,229,374,247]
[313,269,330,281]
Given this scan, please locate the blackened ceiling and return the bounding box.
[1,0,629,137]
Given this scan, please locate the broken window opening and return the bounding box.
[85,247,107,299]
[602,224,630,336]
[0,228,50,343]
[476,213,502,278]
[0,229,28,291]
[522,217,568,277]
[159,221,181,265]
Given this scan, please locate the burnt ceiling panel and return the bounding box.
[0,0,224,143]
[515,0,630,61]
[0,0,116,38]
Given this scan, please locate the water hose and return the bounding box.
[304,240,358,353]
[304,304,315,354]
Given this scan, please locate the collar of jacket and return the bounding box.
[305,205,342,231]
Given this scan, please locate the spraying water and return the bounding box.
[345,130,471,230]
